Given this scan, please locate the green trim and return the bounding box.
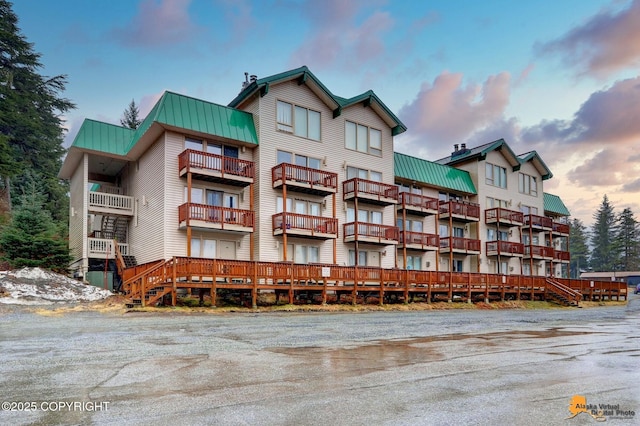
[518,151,553,180]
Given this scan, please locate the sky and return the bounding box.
[10,0,640,227]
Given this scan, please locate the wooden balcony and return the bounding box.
[343,178,398,206]
[524,214,553,231]
[485,208,524,227]
[485,240,524,257]
[178,149,254,187]
[272,212,338,239]
[439,200,480,222]
[343,222,399,245]
[397,192,438,216]
[272,163,337,196]
[88,238,129,259]
[552,221,570,236]
[178,203,254,233]
[439,237,481,254]
[524,245,554,260]
[88,191,134,216]
[553,249,570,263]
[398,231,439,251]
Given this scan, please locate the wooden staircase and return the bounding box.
[545,278,582,306]
[121,258,174,308]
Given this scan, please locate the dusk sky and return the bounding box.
[12,0,640,227]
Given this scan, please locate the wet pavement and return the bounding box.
[1,297,639,425]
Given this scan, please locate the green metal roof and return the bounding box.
[436,138,520,168]
[127,91,257,152]
[544,192,571,216]
[70,119,135,156]
[394,152,477,194]
[518,150,553,180]
[228,66,407,136]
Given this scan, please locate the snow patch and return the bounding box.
[0,267,112,304]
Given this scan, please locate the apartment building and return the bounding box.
[58,66,571,288]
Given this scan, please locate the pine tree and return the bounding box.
[569,218,590,278]
[614,207,640,271]
[120,99,142,129]
[0,0,75,223]
[0,172,70,271]
[589,195,618,271]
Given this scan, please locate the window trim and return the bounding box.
[485,162,507,188]
[345,120,383,157]
[276,100,321,141]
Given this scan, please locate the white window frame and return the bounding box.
[485,163,507,188]
[518,173,538,196]
[345,121,383,156]
[277,100,320,141]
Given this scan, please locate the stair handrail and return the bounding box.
[113,240,126,278]
[545,277,582,304]
[124,258,172,300]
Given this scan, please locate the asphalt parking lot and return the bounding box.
[1,295,638,425]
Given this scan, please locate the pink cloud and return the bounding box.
[138,92,165,117]
[110,0,200,48]
[537,0,640,77]
[397,71,510,157]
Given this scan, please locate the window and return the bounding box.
[397,219,423,232]
[452,227,464,238]
[277,151,321,169]
[348,250,368,266]
[439,225,449,237]
[487,229,508,241]
[276,197,320,215]
[191,238,216,258]
[185,138,238,157]
[279,243,319,263]
[345,121,382,156]
[401,255,422,270]
[185,137,204,151]
[397,183,423,194]
[520,205,538,215]
[453,259,463,272]
[184,187,237,208]
[346,166,382,181]
[485,163,507,188]
[346,205,382,223]
[518,173,538,196]
[486,197,509,208]
[277,101,320,140]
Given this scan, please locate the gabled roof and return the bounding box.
[228,66,407,136]
[544,192,570,216]
[436,139,521,169]
[394,152,477,194]
[59,92,258,179]
[517,150,553,180]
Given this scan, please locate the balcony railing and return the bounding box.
[485,207,524,226]
[552,221,570,235]
[272,163,337,195]
[553,249,570,262]
[440,237,481,253]
[399,231,439,250]
[524,245,554,259]
[88,191,134,216]
[486,240,524,257]
[343,178,398,205]
[178,149,254,185]
[178,203,254,231]
[397,192,439,215]
[524,214,553,230]
[272,212,338,238]
[88,238,129,258]
[343,222,399,244]
[439,200,480,222]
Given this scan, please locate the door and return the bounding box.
[369,251,381,267]
[219,240,236,260]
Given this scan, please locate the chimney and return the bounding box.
[453,144,459,152]
[461,143,466,150]
[250,74,257,83]
[241,72,250,90]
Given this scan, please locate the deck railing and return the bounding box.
[552,221,570,235]
[524,214,553,229]
[486,240,524,256]
[88,191,134,215]
[524,245,554,258]
[397,192,439,212]
[271,163,337,191]
[343,178,398,202]
[399,231,439,247]
[439,200,480,220]
[485,207,524,225]
[440,236,481,252]
[343,222,399,242]
[88,238,129,258]
[272,212,338,235]
[553,250,570,262]
[178,149,254,180]
[178,203,254,228]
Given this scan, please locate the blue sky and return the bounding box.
[11,0,640,226]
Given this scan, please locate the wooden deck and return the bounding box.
[120,258,628,308]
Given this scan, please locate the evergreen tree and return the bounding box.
[0,172,70,271]
[589,195,618,271]
[569,218,590,278]
[120,99,141,129]
[614,207,640,271]
[0,0,75,223]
